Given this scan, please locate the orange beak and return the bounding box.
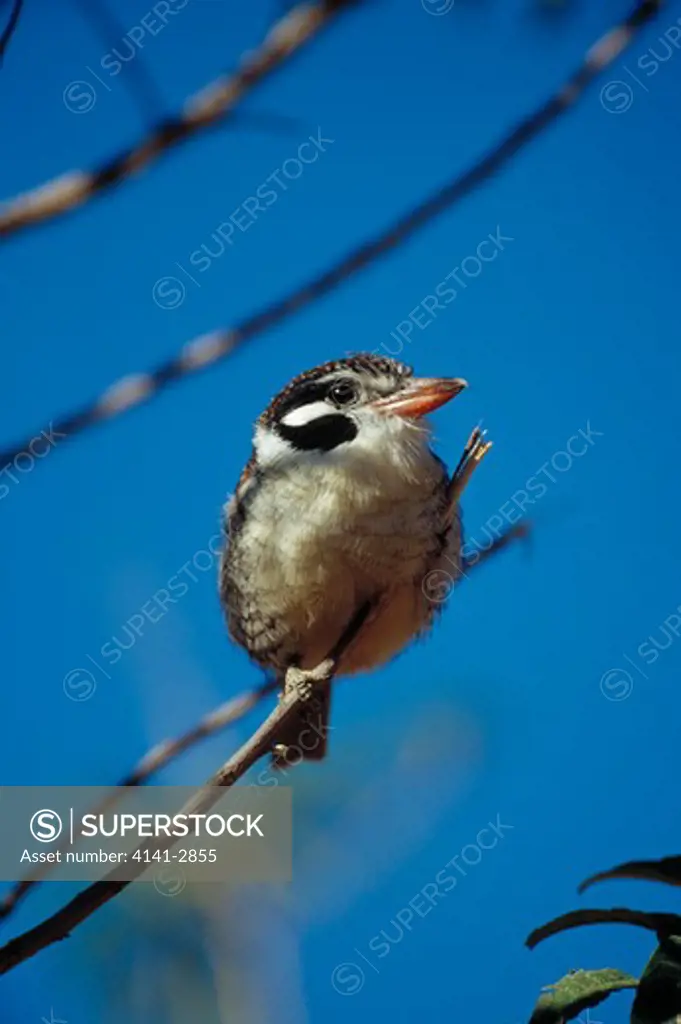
[369,377,468,418]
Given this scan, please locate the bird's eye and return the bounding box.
[329,379,358,407]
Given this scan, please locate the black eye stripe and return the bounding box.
[277,414,357,452]
[263,354,414,425]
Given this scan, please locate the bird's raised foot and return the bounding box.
[448,426,493,505]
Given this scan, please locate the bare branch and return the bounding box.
[0,522,528,923]
[0,679,278,922]
[463,521,531,572]
[70,0,305,139]
[0,602,375,975]
[71,0,167,126]
[0,0,357,240]
[0,0,664,470]
[0,0,23,65]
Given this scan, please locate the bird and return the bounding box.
[219,353,491,768]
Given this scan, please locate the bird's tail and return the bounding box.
[271,682,332,770]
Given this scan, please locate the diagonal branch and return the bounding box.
[0,679,278,922]
[0,0,664,469]
[0,522,529,924]
[0,602,375,976]
[0,0,23,66]
[71,0,167,126]
[0,0,357,240]
[463,521,530,572]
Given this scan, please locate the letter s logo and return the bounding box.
[30,809,63,843]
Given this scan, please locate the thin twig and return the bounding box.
[0,0,357,240]
[463,521,530,572]
[0,0,664,469]
[0,523,529,923]
[71,0,167,126]
[70,0,302,139]
[0,0,23,65]
[0,679,278,921]
[0,603,374,975]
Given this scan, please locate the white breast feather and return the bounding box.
[234,416,453,672]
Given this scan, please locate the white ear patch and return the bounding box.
[254,424,292,468]
[280,401,331,427]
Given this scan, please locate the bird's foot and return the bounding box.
[449,426,493,505]
[283,659,335,702]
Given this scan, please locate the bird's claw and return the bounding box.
[448,426,493,505]
[283,659,334,702]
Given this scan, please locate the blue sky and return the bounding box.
[2,1,681,1021]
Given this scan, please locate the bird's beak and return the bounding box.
[369,377,468,419]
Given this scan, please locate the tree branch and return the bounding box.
[0,602,375,976]
[71,0,167,127]
[0,679,278,921]
[0,0,23,66]
[0,523,529,927]
[464,521,530,573]
[0,0,664,469]
[0,0,357,240]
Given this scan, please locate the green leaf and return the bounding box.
[526,909,681,950]
[529,968,638,1024]
[579,858,681,895]
[631,936,681,1024]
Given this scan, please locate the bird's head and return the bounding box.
[253,354,467,474]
